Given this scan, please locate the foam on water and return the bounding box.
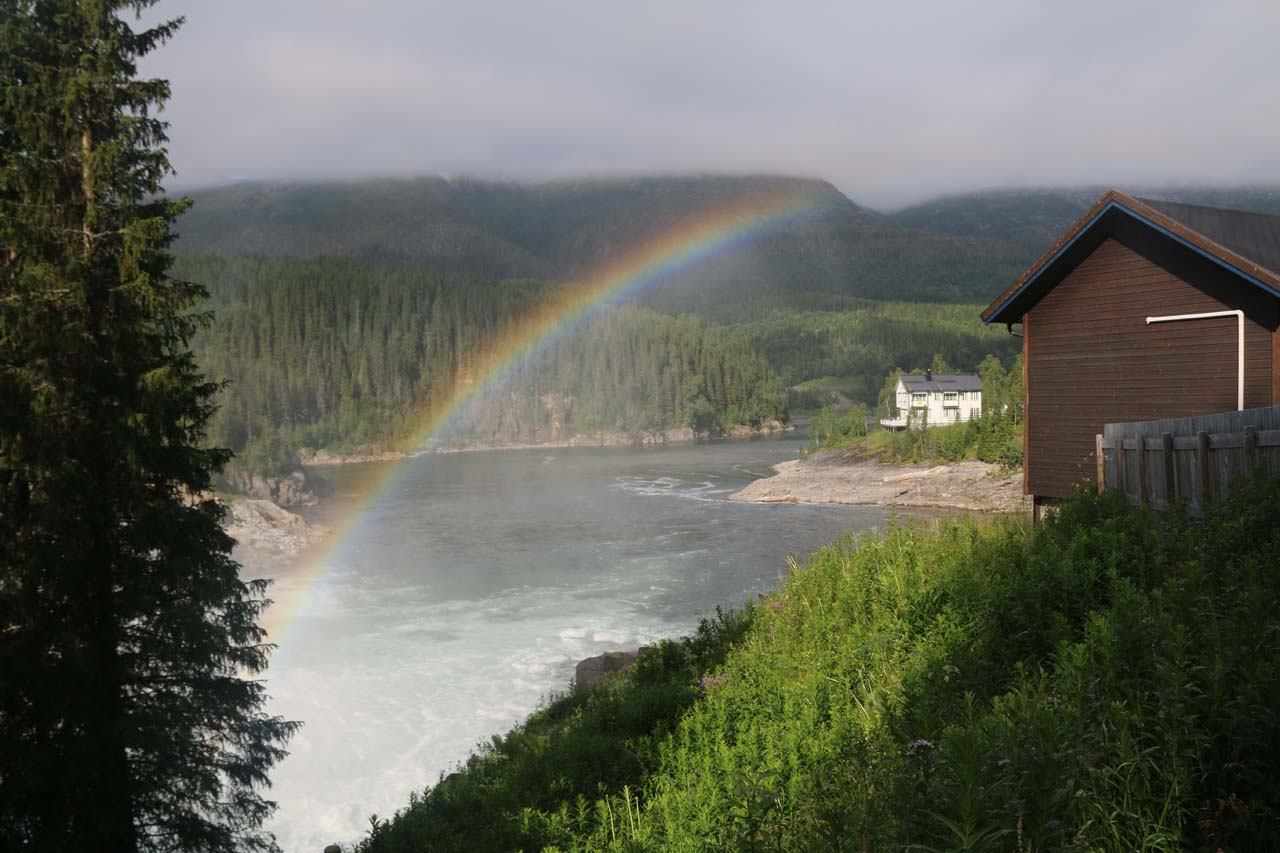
[265,580,672,852]
[613,474,734,502]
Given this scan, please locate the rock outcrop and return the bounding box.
[224,499,328,564]
[222,466,332,508]
[730,452,1030,513]
[574,650,641,687]
[299,447,410,466]
[727,418,789,439]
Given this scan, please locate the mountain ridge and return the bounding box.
[885,184,1280,258]
[177,175,1280,322]
[176,174,1027,318]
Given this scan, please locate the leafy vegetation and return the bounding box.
[181,252,788,473]
[358,475,1280,851]
[735,303,1019,404]
[866,411,1024,468]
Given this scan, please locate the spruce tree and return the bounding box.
[0,2,297,850]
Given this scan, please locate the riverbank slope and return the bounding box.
[355,475,1280,852]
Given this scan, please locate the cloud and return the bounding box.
[140,0,1280,208]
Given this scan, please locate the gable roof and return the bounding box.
[1137,198,1280,275]
[900,372,982,393]
[982,190,1280,325]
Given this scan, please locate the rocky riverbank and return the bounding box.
[730,450,1030,513]
[224,499,329,566]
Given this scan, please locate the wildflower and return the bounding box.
[905,738,934,757]
[698,673,729,695]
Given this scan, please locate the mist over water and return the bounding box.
[248,437,942,851]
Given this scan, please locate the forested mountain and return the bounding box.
[177,176,1028,317]
[887,185,1280,261]
[181,253,787,473]
[732,301,1018,402]
[177,176,1279,473]
[181,177,1280,323]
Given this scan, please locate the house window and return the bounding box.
[970,407,980,419]
[943,392,958,403]
[912,393,926,405]
[944,407,960,422]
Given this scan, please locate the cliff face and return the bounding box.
[222,467,332,508]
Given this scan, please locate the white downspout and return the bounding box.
[1145,310,1244,411]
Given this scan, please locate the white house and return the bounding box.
[879,370,983,430]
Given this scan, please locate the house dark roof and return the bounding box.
[900,372,982,393]
[982,190,1280,325]
[1136,198,1280,276]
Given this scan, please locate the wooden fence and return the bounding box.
[1097,406,1280,510]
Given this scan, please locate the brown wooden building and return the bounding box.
[981,190,1280,513]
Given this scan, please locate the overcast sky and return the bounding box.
[139,0,1280,210]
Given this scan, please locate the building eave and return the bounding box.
[981,189,1280,326]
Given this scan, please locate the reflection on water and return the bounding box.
[250,436,946,850]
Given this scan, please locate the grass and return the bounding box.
[357,475,1280,852]
[807,415,1023,471]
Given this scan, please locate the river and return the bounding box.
[251,435,944,851]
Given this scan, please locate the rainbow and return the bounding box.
[260,184,837,653]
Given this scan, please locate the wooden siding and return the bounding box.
[1026,225,1279,499]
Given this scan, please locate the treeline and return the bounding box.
[488,307,788,439]
[181,253,787,472]
[733,302,1019,403]
[358,476,1280,851]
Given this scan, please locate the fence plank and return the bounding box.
[1103,407,1279,511]
[1198,431,1212,505]
[1096,434,1105,490]
[1135,434,1148,505]
[1116,436,1128,498]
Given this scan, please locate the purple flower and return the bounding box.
[698,673,729,695]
